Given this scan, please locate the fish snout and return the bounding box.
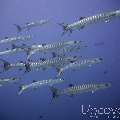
[95,57,103,63]
[115,10,120,16]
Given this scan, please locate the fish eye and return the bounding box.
[99,58,103,61]
[105,83,111,87]
[74,41,77,44]
[12,77,16,80]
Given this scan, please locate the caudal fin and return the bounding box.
[0,59,11,72]
[56,68,63,77]
[13,24,22,32]
[18,85,26,95]
[58,23,69,36]
[49,86,60,102]
[24,62,31,72]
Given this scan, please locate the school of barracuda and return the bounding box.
[0,9,119,100]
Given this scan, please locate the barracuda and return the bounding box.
[0,59,26,72]
[59,9,120,35]
[14,19,48,32]
[0,77,19,87]
[50,83,111,99]
[25,40,84,60]
[0,47,25,56]
[25,56,79,72]
[0,35,31,44]
[18,78,64,95]
[57,57,103,76]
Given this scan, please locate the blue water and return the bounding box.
[0,0,120,120]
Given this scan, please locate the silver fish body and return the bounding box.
[14,20,48,32]
[25,56,78,72]
[58,57,103,76]
[0,77,19,87]
[61,9,120,34]
[26,40,82,60]
[0,35,31,44]
[50,83,111,99]
[18,78,64,95]
[0,48,24,56]
[62,83,111,95]
[23,20,48,30]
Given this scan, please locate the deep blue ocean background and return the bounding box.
[0,0,120,120]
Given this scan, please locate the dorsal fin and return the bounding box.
[4,37,8,39]
[79,17,85,20]
[33,80,37,83]
[42,43,46,47]
[26,22,29,25]
[39,58,46,61]
[68,84,74,87]
[19,61,23,63]
[13,24,22,32]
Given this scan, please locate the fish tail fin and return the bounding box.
[56,68,63,77]
[24,63,31,72]
[26,52,32,60]
[0,59,11,72]
[49,86,60,102]
[24,48,32,60]
[58,23,68,36]
[13,24,22,32]
[18,85,25,95]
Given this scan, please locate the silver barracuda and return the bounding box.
[0,59,26,72]
[57,57,103,76]
[0,77,19,87]
[24,56,79,72]
[50,83,111,99]
[0,35,31,44]
[18,78,64,95]
[25,40,84,60]
[14,19,48,32]
[59,9,120,35]
[0,47,25,56]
